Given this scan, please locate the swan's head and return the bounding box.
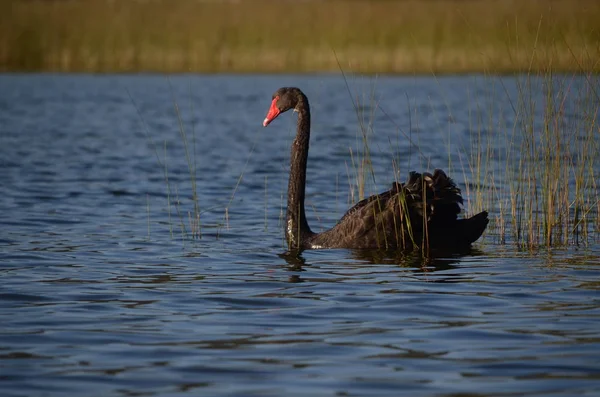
[263,87,304,127]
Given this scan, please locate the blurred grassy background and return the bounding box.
[1,0,599,74]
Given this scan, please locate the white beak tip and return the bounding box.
[263,118,269,127]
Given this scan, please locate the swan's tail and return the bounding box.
[426,210,488,249]
[460,211,489,245]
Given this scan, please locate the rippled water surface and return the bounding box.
[1,74,599,397]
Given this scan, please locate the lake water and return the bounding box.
[1,74,599,397]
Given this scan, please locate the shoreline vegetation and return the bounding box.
[2,0,599,74]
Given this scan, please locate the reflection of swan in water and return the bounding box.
[278,247,486,282]
[263,87,489,252]
[350,246,485,270]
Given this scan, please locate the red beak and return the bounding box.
[263,96,280,127]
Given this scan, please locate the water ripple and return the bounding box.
[0,74,599,397]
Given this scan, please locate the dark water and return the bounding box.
[1,74,599,397]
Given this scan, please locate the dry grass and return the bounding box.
[2,0,599,73]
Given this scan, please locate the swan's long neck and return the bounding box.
[286,94,313,249]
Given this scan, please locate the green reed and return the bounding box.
[168,80,202,239]
[127,79,204,242]
[462,70,599,248]
[2,0,599,74]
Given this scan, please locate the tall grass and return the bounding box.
[459,71,600,248]
[2,0,599,74]
[127,81,205,242]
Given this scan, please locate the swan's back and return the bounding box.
[308,169,488,250]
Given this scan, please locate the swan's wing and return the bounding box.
[337,185,398,224]
[338,170,464,227]
[312,170,481,249]
[321,186,404,249]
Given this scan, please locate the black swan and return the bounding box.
[262,87,489,251]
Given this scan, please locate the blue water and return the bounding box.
[1,74,599,397]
